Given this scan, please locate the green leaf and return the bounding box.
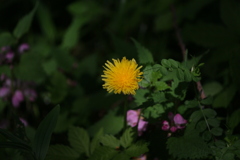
[68,126,90,156]
[48,71,68,104]
[42,59,57,75]
[134,89,149,106]
[125,141,148,157]
[37,3,56,42]
[15,52,46,83]
[227,109,240,130]
[189,110,202,122]
[143,104,165,119]
[132,39,154,64]
[61,18,86,49]
[120,128,134,148]
[201,96,213,105]
[88,146,118,160]
[203,81,223,97]
[210,127,223,136]
[112,153,131,160]
[88,109,123,136]
[196,120,207,132]
[167,131,211,159]
[33,105,60,160]
[0,32,16,47]
[90,128,104,155]
[13,2,38,39]
[185,100,198,108]
[0,66,11,77]
[207,118,220,127]
[155,81,170,91]
[213,84,237,108]
[46,144,79,160]
[100,135,120,149]
[161,59,171,68]
[202,108,217,118]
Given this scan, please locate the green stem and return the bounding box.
[124,96,128,130]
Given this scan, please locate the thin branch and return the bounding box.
[171,5,206,100]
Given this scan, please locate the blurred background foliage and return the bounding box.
[0,0,240,159]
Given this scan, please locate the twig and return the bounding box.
[171,5,206,100]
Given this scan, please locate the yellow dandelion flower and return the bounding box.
[101,57,143,95]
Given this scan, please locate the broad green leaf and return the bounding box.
[184,100,198,108]
[202,108,217,118]
[143,104,165,119]
[37,3,56,41]
[0,129,31,151]
[88,146,118,160]
[15,52,46,83]
[46,144,79,160]
[90,128,104,155]
[0,66,11,77]
[227,109,240,130]
[134,89,149,106]
[42,59,57,75]
[52,48,74,71]
[120,128,134,148]
[33,105,60,160]
[203,81,223,97]
[48,71,68,104]
[124,141,148,157]
[210,127,223,136]
[0,32,16,47]
[207,118,220,127]
[88,109,123,136]
[68,126,90,156]
[132,39,154,64]
[13,2,38,39]
[213,84,237,108]
[167,131,211,159]
[100,135,120,149]
[112,153,131,160]
[201,96,213,105]
[155,81,170,91]
[196,120,207,132]
[61,18,86,49]
[161,59,171,68]
[189,110,202,123]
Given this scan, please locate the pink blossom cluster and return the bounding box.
[127,110,148,136]
[0,75,37,108]
[0,44,37,108]
[0,43,29,64]
[162,112,187,133]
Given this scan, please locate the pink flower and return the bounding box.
[18,43,29,53]
[126,110,148,136]
[138,120,148,136]
[0,87,10,98]
[19,117,28,126]
[161,112,187,133]
[12,90,24,107]
[5,51,14,62]
[174,114,187,129]
[127,110,139,127]
[161,120,170,131]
